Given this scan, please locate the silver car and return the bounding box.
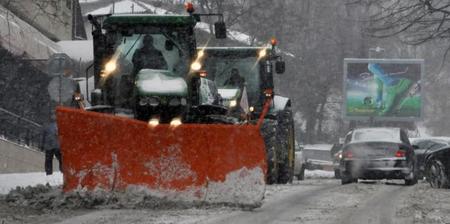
[340,127,417,185]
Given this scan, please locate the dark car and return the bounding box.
[423,145,450,188]
[340,127,417,185]
[410,137,450,179]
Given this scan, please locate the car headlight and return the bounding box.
[169,97,181,106]
[148,97,160,107]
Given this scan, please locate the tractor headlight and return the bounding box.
[169,98,181,106]
[105,60,117,73]
[191,61,202,71]
[148,118,159,126]
[170,117,182,126]
[258,49,267,59]
[148,97,160,107]
[139,97,149,106]
[229,100,237,107]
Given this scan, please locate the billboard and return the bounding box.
[344,59,423,121]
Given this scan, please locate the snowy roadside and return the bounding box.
[397,181,450,223]
[0,172,62,195]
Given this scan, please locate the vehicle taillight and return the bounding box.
[343,151,353,159]
[395,150,406,157]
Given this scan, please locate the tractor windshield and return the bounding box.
[102,27,193,109]
[203,54,261,106]
[106,29,192,78]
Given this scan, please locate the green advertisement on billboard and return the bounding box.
[344,59,423,121]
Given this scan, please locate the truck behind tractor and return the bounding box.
[199,44,295,184]
[56,4,269,207]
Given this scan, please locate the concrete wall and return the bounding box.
[0,138,59,174]
[0,4,61,60]
[0,0,73,41]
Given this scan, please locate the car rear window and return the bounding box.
[352,129,399,142]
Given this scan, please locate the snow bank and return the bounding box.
[0,172,62,194]
[304,144,333,151]
[305,170,335,179]
[2,169,263,211]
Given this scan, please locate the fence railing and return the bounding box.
[0,107,42,150]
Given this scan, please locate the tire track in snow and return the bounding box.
[205,179,344,224]
[338,181,415,224]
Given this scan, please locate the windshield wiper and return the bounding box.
[162,33,185,57]
[124,34,142,57]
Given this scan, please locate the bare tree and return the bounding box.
[352,0,450,46]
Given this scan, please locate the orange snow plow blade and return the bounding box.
[56,107,267,206]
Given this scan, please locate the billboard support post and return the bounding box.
[367,46,385,126]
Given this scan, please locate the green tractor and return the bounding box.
[86,7,228,124]
[199,45,295,184]
[57,5,270,204]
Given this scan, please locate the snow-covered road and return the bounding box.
[1,172,450,224]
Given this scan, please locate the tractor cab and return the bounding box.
[88,11,227,123]
[199,45,285,118]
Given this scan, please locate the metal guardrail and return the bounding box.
[0,107,43,150]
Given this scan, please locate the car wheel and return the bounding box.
[334,169,341,179]
[427,159,448,188]
[405,163,417,186]
[341,173,356,185]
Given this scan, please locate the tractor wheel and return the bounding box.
[261,119,280,184]
[276,109,295,184]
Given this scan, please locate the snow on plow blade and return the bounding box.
[56,107,267,206]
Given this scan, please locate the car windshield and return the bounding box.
[203,54,261,105]
[352,129,400,142]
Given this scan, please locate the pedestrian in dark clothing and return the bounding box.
[224,68,245,88]
[41,115,62,175]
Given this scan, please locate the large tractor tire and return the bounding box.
[261,119,280,184]
[276,109,295,184]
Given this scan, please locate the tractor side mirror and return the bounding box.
[275,60,285,74]
[214,21,227,39]
[165,40,174,51]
